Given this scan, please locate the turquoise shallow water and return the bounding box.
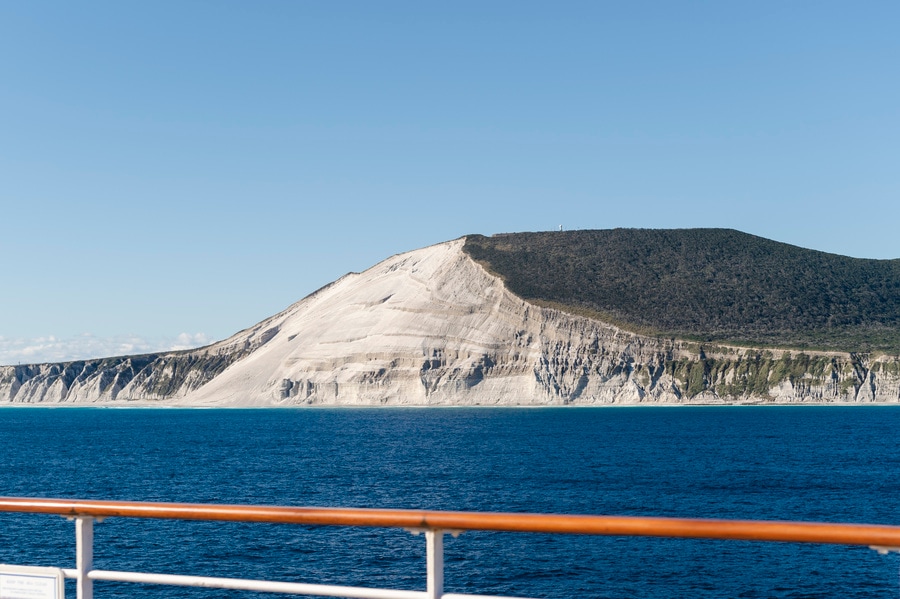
[1,406,899,598]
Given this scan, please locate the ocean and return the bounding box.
[1,406,899,598]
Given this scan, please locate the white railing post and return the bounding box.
[75,516,94,599]
[426,529,444,599]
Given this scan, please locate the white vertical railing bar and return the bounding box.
[426,530,444,599]
[75,516,93,599]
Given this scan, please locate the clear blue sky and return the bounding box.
[2,1,899,364]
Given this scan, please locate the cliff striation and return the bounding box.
[2,238,899,405]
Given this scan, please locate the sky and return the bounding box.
[1,1,898,365]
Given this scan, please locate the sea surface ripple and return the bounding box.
[1,406,899,598]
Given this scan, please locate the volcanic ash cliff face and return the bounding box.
[1,238,899,405]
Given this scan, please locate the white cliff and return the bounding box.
[181,239,682,405]
[2,238,899,405]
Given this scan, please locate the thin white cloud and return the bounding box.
[171,332,213,351]
[0,333,214,366]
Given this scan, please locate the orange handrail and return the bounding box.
[2,496,899,548]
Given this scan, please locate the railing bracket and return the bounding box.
[405,527,463,538]
[65,516,104,523]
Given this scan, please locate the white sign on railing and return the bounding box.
[0,565,65,599]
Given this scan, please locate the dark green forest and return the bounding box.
[463,229,900,352]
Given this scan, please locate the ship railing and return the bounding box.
[2,497,900,599]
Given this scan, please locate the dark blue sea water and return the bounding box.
[1,407,900,598]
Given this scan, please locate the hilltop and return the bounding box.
[464,229,900,353]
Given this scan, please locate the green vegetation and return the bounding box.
[464,229,900,352]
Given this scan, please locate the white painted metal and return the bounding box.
[53,515,536,599]
[74,517,93,599]
[88,570,427,599]
[60,569,531,599]
[426,530,444,599]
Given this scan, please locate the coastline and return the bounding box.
[1,400,899,409]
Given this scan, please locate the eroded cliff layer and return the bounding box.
[2,239,899,405]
